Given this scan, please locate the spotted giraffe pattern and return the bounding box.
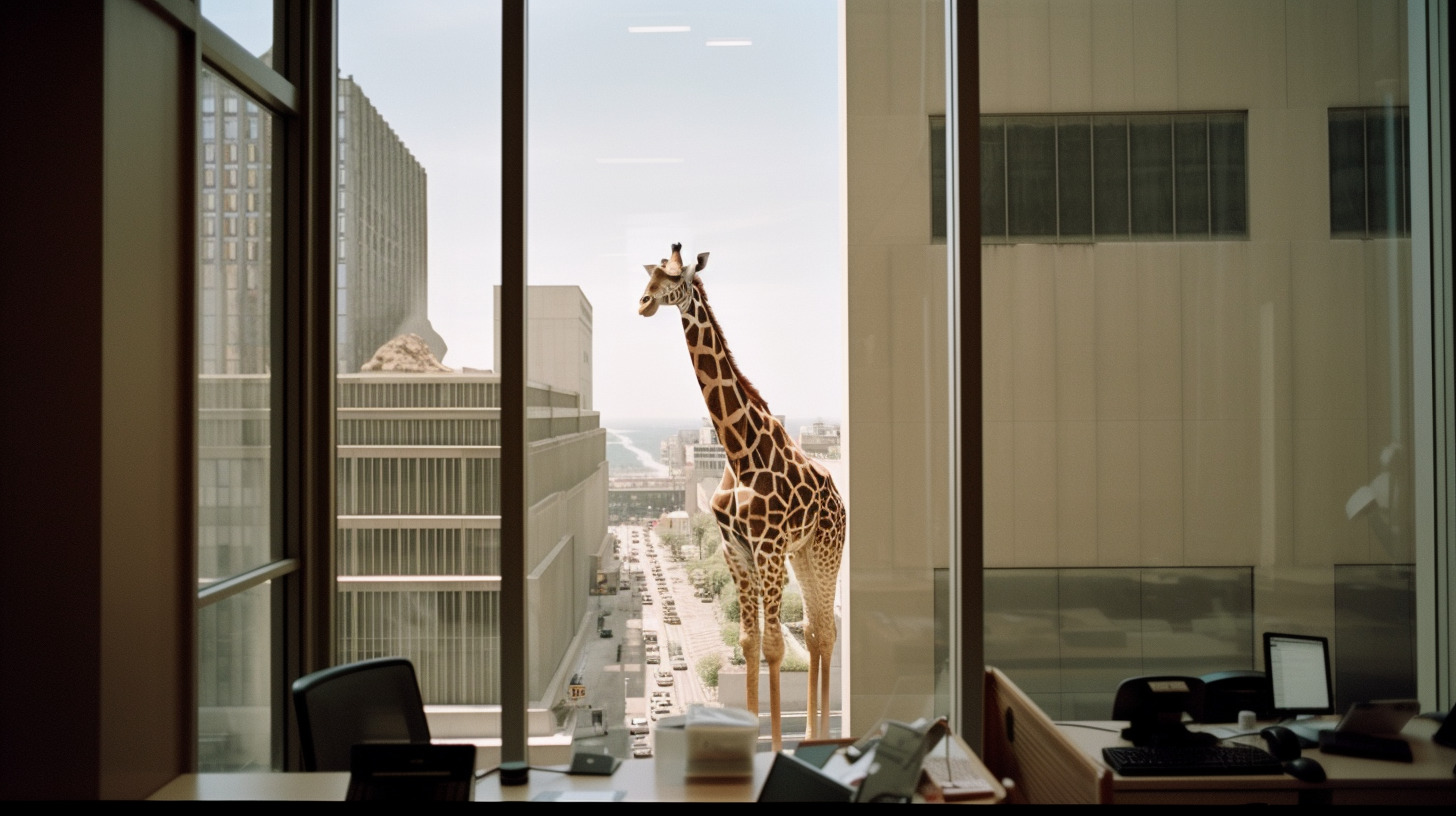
[638,243,846,751]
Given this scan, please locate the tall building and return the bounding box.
[335,326,607,708]
[337,75,445,373]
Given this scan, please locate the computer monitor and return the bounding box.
[1263,632,1334,717]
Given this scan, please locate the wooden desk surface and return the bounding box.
[1057,717,1456,805]
[151,734,1004,802]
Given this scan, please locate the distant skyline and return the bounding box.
[200,0,843,421]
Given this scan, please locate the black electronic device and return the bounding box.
[1101,744,1283,776]
[345,742,477,801]
[756,750,854,802]
[1432,706,1456,749]
[1260,725,1302,761]
[1263,632,1334,718]
[1318,729,1414,762]
[1283,756,1326,783]
[1199,670,1272,723]
[567,751,621,775]
[1111,675,1213,746]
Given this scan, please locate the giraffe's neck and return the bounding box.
[678,281,773,468]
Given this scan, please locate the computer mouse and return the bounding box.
[1283,756,1326,783]
[1260,725,1302,761]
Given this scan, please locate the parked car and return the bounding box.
[656,670,674,687]
[628,717,649,735]
[646,653,660,664]
[598,628,612,638]
[633,744,654,758]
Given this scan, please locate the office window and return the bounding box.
[978,2,1424,720]
[1329,106,1411,237]
[195,13,294,767]
[980,112,1247,242]
[328,1,874,761]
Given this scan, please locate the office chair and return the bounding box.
[292,657,432,771]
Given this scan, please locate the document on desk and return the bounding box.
[532,790,626,801]
[853,718,949,803]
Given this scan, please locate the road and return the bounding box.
[576,523,840,759]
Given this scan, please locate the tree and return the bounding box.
[696,653,723,688]
[690,513,720,559]
[658,528,685,561]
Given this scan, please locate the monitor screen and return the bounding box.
[1263,632,1333,716]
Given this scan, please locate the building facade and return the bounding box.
[335,367,607,707]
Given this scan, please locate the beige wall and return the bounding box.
[1,0,193,798]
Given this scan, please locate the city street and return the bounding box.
[572,524,840,760]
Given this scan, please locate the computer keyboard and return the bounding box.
[1102,744,1284,776]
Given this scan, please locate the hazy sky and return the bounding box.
[202,0,843,422]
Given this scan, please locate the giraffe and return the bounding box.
[637,243,846,751]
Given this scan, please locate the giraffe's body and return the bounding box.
[638,243,846,751]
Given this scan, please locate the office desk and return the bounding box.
[1057,718,1456,805]
[150,754,774,802]
[151,734,1002,802]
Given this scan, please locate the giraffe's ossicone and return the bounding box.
[637,243,847,753]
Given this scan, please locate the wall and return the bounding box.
[0,0,191,798]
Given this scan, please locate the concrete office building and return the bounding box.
[336,75,446,372]
[336,353,608,711]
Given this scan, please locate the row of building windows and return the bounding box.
[337,417,501,446]
[337,379,500,408]
[935,108,1409,243]
[337,527,501,576]
[336,590,500,704]
[336,456,501,515]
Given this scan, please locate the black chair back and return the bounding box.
[293,657,431,771]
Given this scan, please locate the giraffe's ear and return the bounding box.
[694,252,709,273]
[643,264,658,275]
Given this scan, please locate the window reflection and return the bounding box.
[979,1,1418,716]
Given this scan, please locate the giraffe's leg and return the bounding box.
[723,545,762,727]
[792,518,844,740]
[739,589,761,726]
[760,557,788,753]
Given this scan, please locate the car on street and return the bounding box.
[672,657,688,671]
[656,670,674,687]
[646,652,659,664]
[633,743,653,758]
[598,628,612,638]
[628,717,649,735]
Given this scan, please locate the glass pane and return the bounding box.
[1005,117,1058,237]
[1057,117,1092,239]
[1208,112,1247,236]
[981,3,1419,720]
[1173,115,1209,237]
[527,0,847,757]
[200,0,273,59]
[1366,107,1408,236]
[981,118,1007,239]
[1092,115,1128,237]
[1128,114,1173,236]
[333,1,502,739]
[197,68,275,587]
[197,582,273,771]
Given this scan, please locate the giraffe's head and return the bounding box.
[638,242,709,317]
